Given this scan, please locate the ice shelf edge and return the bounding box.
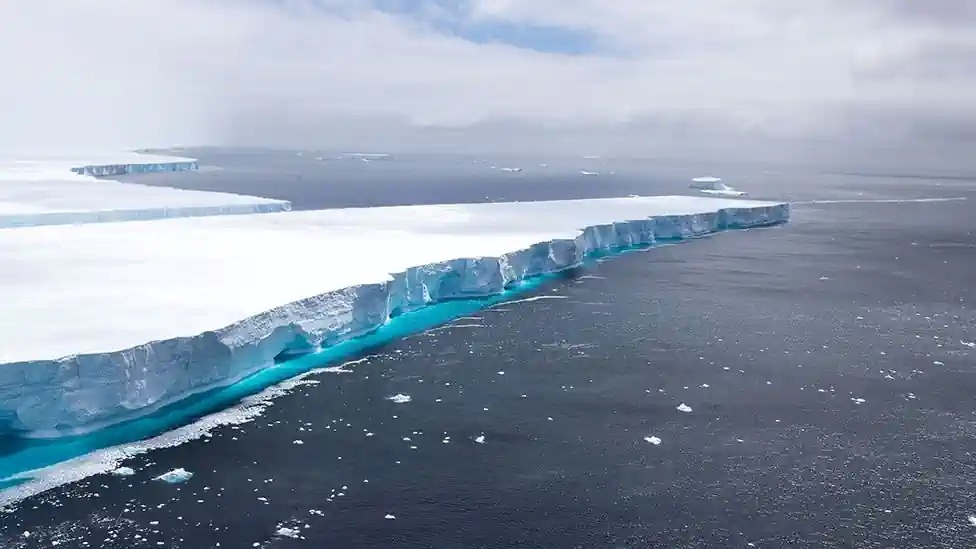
[68,159,199,177]
[0,202,293,229]
[0,202,790,437]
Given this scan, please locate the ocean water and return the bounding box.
[1,150,975,547]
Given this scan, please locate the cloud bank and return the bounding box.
[2,0,975,169]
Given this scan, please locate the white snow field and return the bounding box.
[0,196,789,436]
[0,153,291,228]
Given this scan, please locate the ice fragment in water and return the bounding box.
[676,403,693,413]
[475,435,486,444]
[111,467,135,477]
[275,527,301,539]
[154,468,193,484]
[385,514,396,520]
[388,394,412,404]
[644,436,662,445]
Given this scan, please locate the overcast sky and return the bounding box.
[2,1,975,169]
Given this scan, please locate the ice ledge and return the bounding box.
[0,202,292,229]
[0,199,789,437]
[0,152,290,228]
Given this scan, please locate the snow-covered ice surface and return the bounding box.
[0,196,788,436]
[0,153,290,228]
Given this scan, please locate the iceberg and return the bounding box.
[689,176,747,197]
[154,467,193,484]
[0,152,290,228]
[0,196,788,437]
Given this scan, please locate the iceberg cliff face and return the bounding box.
[69,160,199,177]
[0,198,789,437]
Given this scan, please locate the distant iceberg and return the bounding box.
[690,176,747,197]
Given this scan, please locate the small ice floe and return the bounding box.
[293,439,304,445]
[111,467,135,477]
[851,398,866,404]
[497,371,505,375]
[474,434,486,444]
[934,361,945,366]
[643,436,662,445]
[154,468,193,484]
[962,341,976,348]
[275,527,301,539]
[676,403,693,413]
[500,167,522,173]
[384,514,396,520]
[388,394,412,404]
[579,170,599,176]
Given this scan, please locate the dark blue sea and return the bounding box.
[1,149,975,548]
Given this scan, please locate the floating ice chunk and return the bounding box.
[388,394,412,404]
[275,527,301,539]
[500,167,522,173]
[851,398,866,404]
[384,514,396,520]
[293,439,304,445]
[110,466,135,477]
[968,515,976,527]
[690,176,747,197]
[579,170,599,176]
[643,436,662,445]
[474,435,486,444]
[962,341,975,348]
[676,403,693,413]
[154,468,193,484]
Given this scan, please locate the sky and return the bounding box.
[2,0,975,170]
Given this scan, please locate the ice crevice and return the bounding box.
[0,201,789,438]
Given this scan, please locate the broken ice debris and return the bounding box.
[676,403,693,413]
[388,394,412,404]
[111,466,135,477]
[644,436,662,445]
[275,527,301,539]
[154,468,193,484]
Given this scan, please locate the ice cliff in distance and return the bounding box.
[0,200,789,438]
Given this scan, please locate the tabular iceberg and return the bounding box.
[0,196,789,437]
[0,153,291,228]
